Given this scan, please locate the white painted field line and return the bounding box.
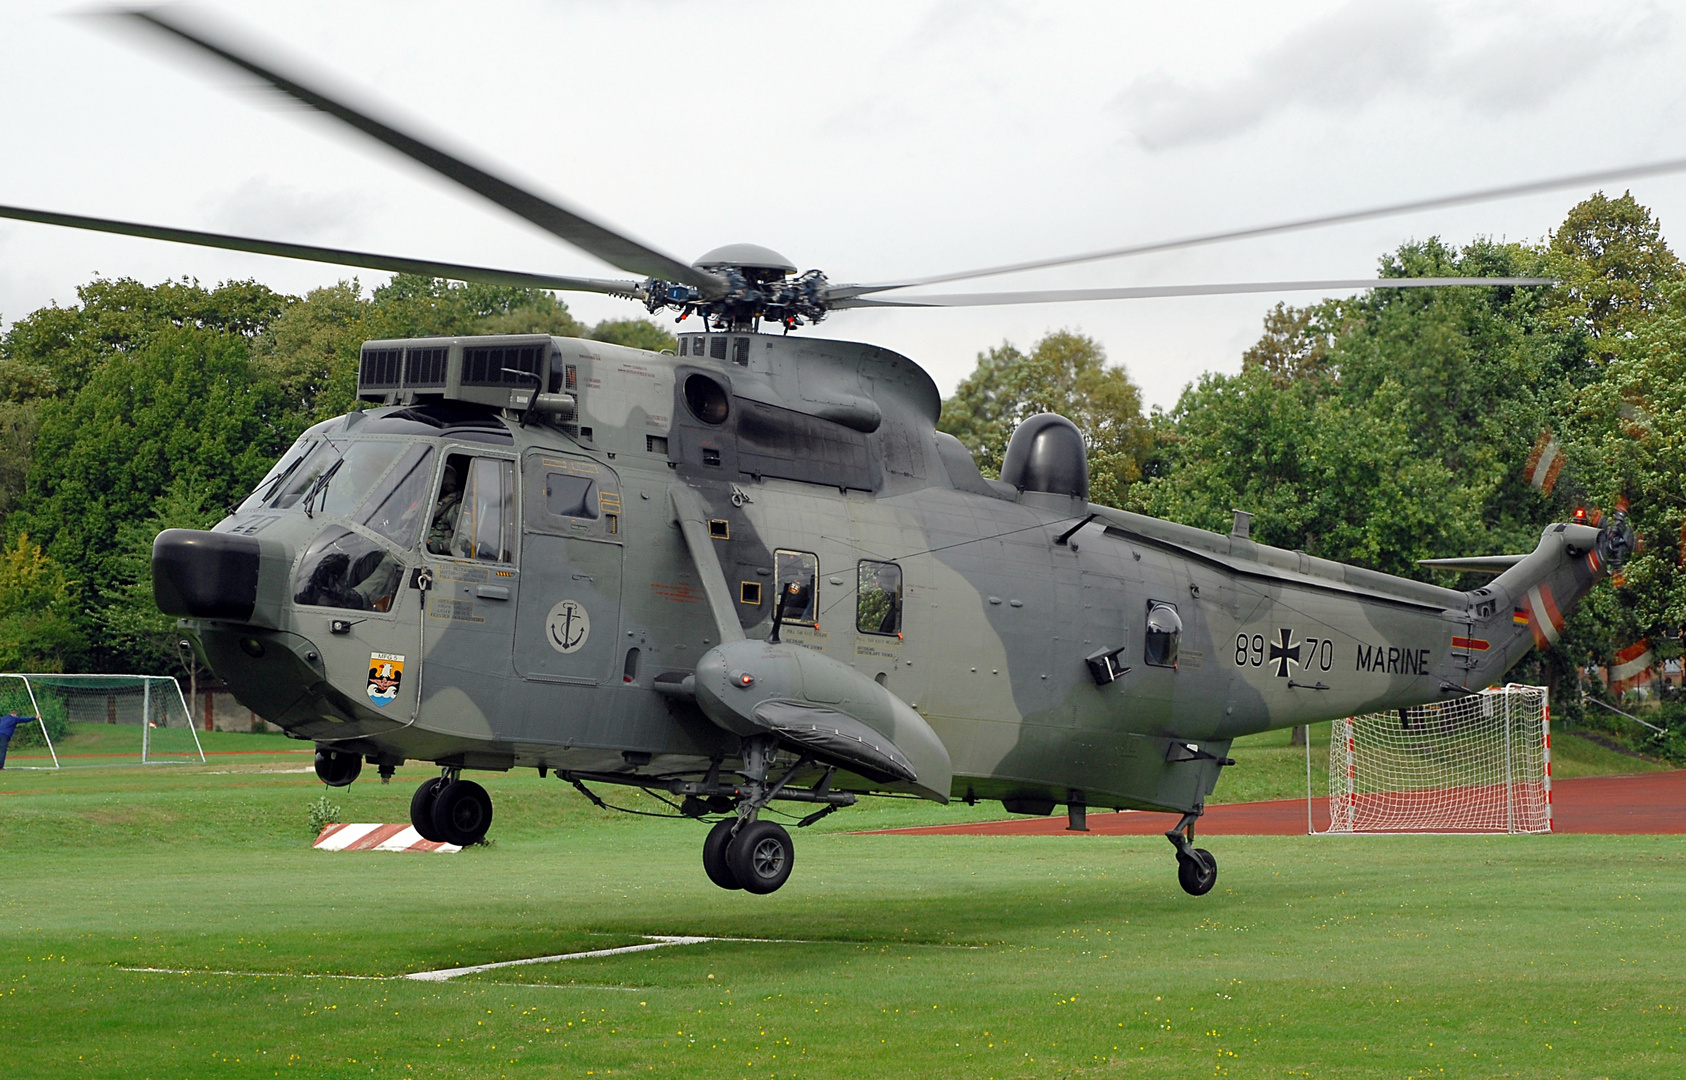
[121,933,987,989]
[117,966,641,990]
[119,966,390,981]
[405,936,711,981]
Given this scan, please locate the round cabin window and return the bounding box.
[684,374,730,425]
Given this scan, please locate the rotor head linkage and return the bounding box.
[646,245,830,331]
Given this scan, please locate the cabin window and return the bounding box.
[428,453,515,562]
[354,443,435,548]
[292,525,404,613]
[1144,601,1182,668]
[774,550,818,624]
[545,472,599,519]
[856,560,903,636]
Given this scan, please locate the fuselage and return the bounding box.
[168,330,1615,816]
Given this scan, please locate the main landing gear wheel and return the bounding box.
[702,818,743,890]
[314,748,362,787]
[410,777,447,843]
[726,819,794,895]
[1177,848,1217,896]
[431,779,493,846]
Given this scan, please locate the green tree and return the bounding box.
[93,479,223,675]
[0,533,82,671]
[14,324,295,670]
[938,330,1153,508]
[365,275,585,339]
[589,317,678,352]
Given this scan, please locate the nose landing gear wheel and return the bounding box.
[702,818,743,890]
[430,779,493,846]
[410,777,447,843]
[1177,848,1217,896]
[726,819,794,895]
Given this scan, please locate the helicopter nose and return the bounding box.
[153,529,264,622]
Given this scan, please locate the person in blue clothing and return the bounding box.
[0,712,36,769]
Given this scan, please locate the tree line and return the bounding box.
[1,193,1680,754]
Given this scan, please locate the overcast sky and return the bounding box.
[3,1,1684,411]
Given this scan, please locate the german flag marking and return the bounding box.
[1451,636,1490,651]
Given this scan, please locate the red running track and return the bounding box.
[865,771,1686,836]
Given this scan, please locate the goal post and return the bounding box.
[1316,684,1550,834]
[0,673,206,768]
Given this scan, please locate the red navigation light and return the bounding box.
[1573,507,1588,523]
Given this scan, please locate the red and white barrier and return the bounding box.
[313,823,460,853]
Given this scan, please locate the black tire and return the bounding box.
[410,777,447,842]
[702,819,743,890]
[726,820,794,895]
[314,748,362,787]
[1177,848,1217,896]
[431,779,493,846]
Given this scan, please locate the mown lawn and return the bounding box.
[1,749,1681,1079]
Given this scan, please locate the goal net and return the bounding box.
[0,674,205,769]
[1323,684,1550,834]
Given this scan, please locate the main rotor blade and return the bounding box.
[0,204,646,298]
[828,156,1686,299]
[122,7,721,295]
[829,276,1556,309]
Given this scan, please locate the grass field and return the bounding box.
[1,727,1681,1078]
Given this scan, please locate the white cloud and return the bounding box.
[208,175,371,241]
[1115,1,1668,150]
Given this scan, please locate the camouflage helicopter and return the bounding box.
[4,10,1645,896]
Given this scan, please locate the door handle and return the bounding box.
[476,585,511,600]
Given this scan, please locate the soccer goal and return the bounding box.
[0,673,206,769]
[1319,684,1550,834]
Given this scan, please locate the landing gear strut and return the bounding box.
[409,769,493,846]
[1166,810,1217,896]
[696,736,804,895]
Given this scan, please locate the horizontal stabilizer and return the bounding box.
[1417,554,1527,574]
[751,699,918,784]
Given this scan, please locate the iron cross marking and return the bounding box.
[1268,627,1301,678]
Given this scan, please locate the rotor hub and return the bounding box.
[644,244,830,332]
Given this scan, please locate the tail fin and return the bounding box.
[1453,514,1634,686]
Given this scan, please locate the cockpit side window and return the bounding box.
[429,453,515,563]
[856,560,903,636]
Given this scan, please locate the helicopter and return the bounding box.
[5,9,1645,896]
